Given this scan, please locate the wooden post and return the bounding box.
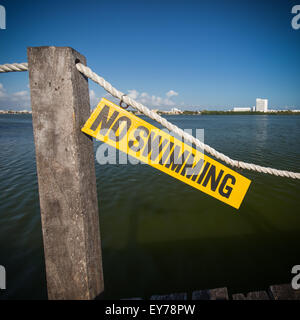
[27,46,104,300]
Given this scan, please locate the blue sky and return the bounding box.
[0,0,299,110]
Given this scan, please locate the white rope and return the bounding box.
[1,62,300,179]
[0,63,28,72]
[75,63,300,179]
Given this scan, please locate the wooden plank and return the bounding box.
[247,291,270,300]
[28,46,104,299]
[150,293,187,300]
[232,291,270,300]
[192,287,229,300]
[269,284,300,300]
[232,293,246,300]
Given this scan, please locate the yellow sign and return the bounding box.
[82,98,251,209]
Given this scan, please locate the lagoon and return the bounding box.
[0,114,299,299]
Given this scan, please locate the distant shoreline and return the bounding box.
[194,111,300,115]
[135,110,300,116]
[0,111,32,115]
[1,110,300,116]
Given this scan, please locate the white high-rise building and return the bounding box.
[256,98,268,112]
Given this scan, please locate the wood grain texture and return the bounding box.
[232,291,270,300]
[192,287,229,300]
[28,46,103,300]
[269,284,300,300]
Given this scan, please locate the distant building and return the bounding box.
[232,107,252,112]
[170,107,182,114]
[155,107,183,115]
[256,98,268,112]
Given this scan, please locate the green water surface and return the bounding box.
[0,114,299,299]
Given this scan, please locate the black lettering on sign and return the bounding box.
[128,126,149,152]
[109,116,132,142]
[202,165,224,192]
[159,141,174,165]
[218,174,236,198]
[90,105,119,134]
[189,158,205,181]
[164,145,190,174]
[143,132,168,162]
[196,161,211,185]
[180,153,195,177]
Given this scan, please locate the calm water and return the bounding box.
[0,114,300,299]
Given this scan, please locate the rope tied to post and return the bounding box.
[1,61,300,179]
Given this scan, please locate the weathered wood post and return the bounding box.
[27,46,104,299]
